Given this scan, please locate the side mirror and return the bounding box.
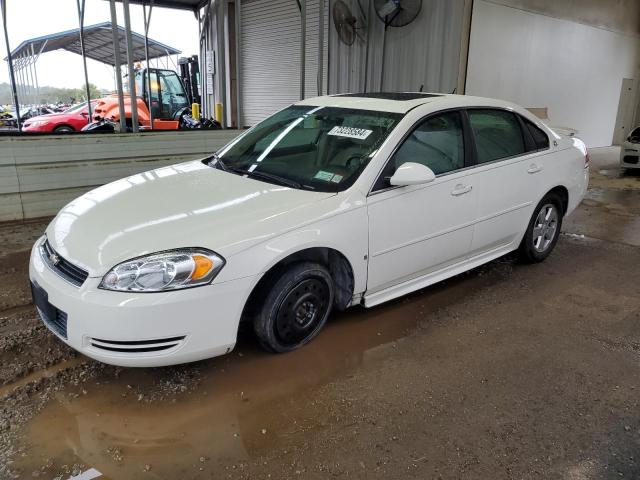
[389,162,436,186]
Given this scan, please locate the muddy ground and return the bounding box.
[0,147,639,479]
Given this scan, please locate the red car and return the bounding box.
[22,101,97,133]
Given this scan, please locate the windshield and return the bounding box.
[215,105,403,192]
[64,101,94,113]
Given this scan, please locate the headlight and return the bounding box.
[99,248,225,292]
[28,120,48,127]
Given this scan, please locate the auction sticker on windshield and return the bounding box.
[328,126,372,140]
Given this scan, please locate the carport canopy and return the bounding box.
[107,0,208,12]
[7,21,181,66]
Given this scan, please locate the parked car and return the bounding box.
[22,101,97,133]
[621,126,640,170]
[29,93,589,367]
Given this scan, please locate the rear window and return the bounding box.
[468,109,526,164]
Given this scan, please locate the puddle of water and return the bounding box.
[10,267,504,478]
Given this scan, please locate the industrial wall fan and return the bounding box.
[374,0,422,28]
[373,0,422,90]
[333,0,366,46]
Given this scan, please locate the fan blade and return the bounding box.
[378,0,399,17]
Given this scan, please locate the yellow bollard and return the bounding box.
[191,103,200,120]
[215,103,223,124]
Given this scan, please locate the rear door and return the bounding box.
[465,109,551,257]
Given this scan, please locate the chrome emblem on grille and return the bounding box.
[49,253,60,266]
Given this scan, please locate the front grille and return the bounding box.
[623,155,639,165]
[40,239,89,287]
[31,281,68,339]
[89,336,186,353]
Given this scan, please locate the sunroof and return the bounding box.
[336,92,442,101]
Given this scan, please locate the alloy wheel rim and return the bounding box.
[532,203,558,253]
[274,278,329,346]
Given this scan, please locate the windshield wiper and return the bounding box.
[234,167,303,189]
[207,155,305,189]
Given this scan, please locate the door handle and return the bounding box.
[527,164,543,174]
[451,184,472,196]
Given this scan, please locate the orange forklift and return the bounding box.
[86,56,219,131]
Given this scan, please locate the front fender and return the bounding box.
[217,204,369,297]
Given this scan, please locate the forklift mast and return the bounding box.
[178,55,201,107]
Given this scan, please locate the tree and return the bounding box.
[0,82,107,105]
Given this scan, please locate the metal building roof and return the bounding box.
[109,0,208,12]
[7,22,181,65]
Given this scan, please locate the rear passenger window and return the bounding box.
[468,109,525,164]
[523,118,550,150]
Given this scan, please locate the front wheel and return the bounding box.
[253,262,334,353]
[518,193,563,263]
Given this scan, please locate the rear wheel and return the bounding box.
[518,193,563,263]
[253,262,334,353]
[53,125,74,133]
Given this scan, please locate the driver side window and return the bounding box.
[373,111,465,191]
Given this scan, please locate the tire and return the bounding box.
[53,125,74,133]
[518,192,563,263]
[253,262,334,353]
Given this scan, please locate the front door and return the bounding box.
[366,111,477,295]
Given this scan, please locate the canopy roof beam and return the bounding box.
[76,0,93,121]
[2,0,21,130]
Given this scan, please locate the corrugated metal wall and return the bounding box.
[240,0,301,126]
[0,130,239,222]
[304,0,330,98]
[240,0,328,126]
[328,0,465,94]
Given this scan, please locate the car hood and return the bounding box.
[46,161,336,276]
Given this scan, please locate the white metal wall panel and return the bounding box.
[0,130,240,221]
[466,0,640,147]
[240,0,302,126]
[328,0,464,94]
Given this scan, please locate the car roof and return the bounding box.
[295,92,522,114]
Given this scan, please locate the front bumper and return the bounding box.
[29,237,255,367]
[621,147,640,169]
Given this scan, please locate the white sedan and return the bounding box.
[29,93,590,367]
[621,127,640,170]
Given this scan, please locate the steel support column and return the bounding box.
[317,0,323,96]
[31,44,40,103]
[143,1,154,129]
[76,0,93,122]
[123,0,140,132]
[234,0,242,128]
[109,0,127,132]
[299,0,306,100]
[326,0,331,94]
[216,0,227,128]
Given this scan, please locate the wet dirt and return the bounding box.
[563,153,640,247]
[1,147,640,479]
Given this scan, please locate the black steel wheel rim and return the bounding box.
[274,278,329,346]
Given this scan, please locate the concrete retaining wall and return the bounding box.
[0,130,240,222]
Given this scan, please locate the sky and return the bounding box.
[0,0,200,91]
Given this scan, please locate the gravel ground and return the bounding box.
[0,148,639,479]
